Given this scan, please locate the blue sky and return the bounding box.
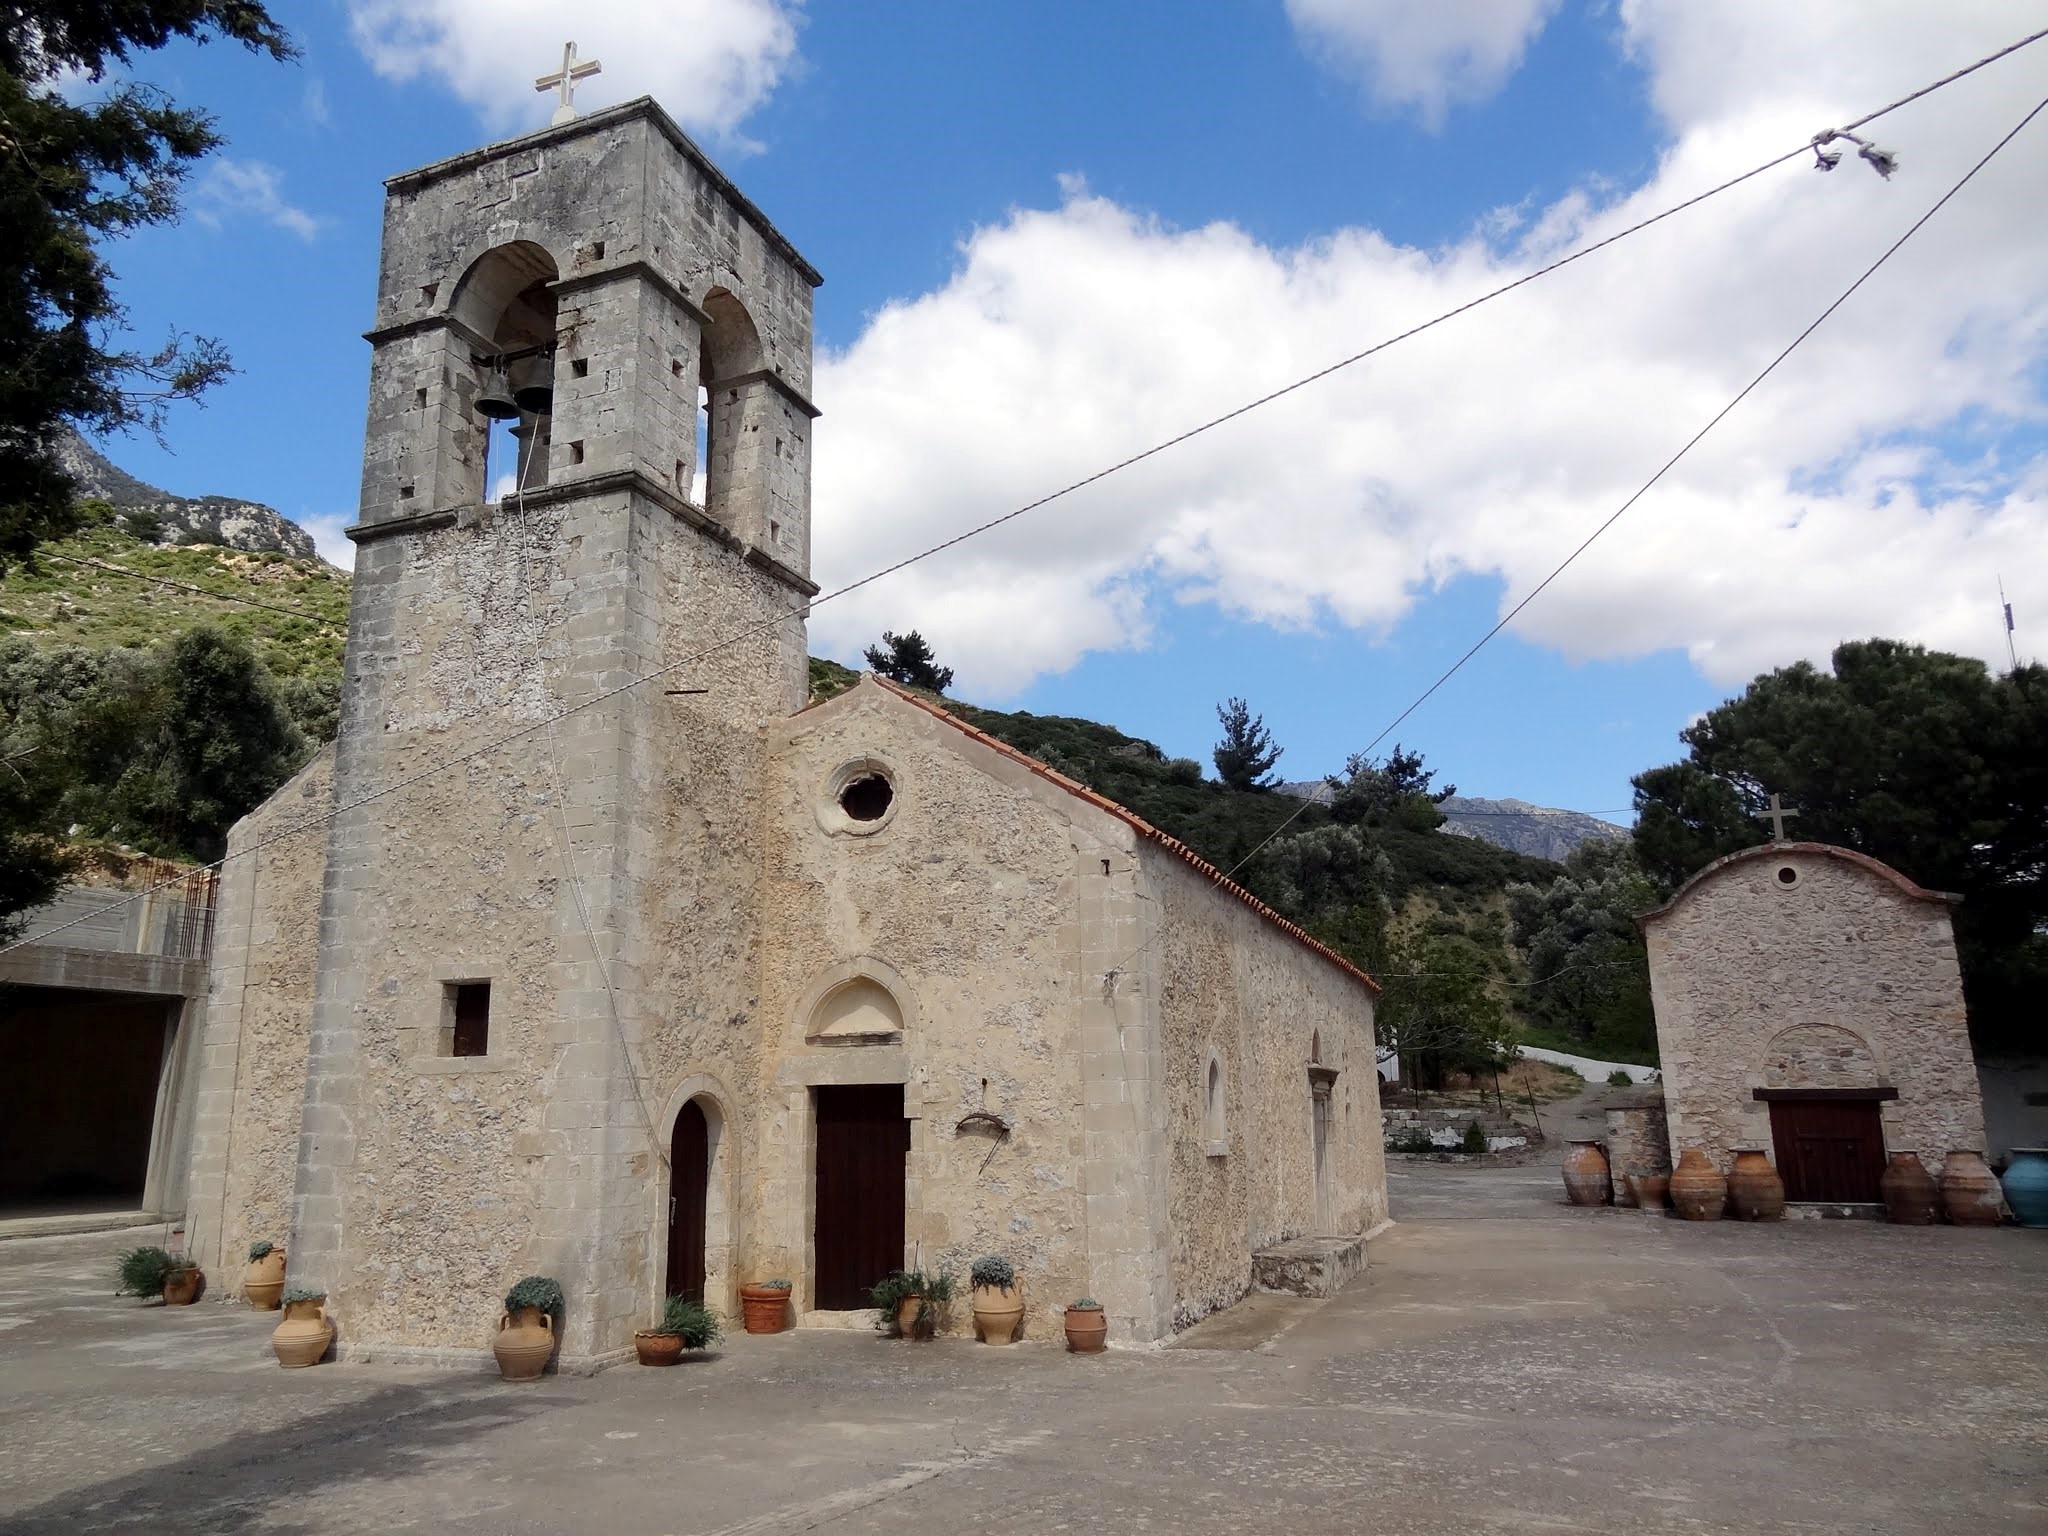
[83,2,2048,817]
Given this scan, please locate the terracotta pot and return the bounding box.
[1630,1172,1671,1211]
[895,1294,926,1337]
[1726,1149,1786,1221]
[494,1305,556,1380]
[1938,1149,2005,1227]
[1879,1150,1939,1225]
[1561,1140,1613,1207]
[161,1267,203,1306]
[971,1284,1024,1345]
[271,1298,333,1368]
[635,1331,685,1367]
[243,1250,287,1310]
[739,1283,791,1335]
[1669,1148,1728,1221]
[2000,1148,2048,1230]
[1064,1305,1107,1353]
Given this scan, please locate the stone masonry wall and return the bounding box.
[1643,847,1984,1179]
[1146,845,1388,1332]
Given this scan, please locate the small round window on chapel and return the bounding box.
[840,774,894,822]
[1776,865,1800,888]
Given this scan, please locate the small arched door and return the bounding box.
[666,1100,709,1303]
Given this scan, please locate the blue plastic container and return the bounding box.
[2000,1148,2048,1229]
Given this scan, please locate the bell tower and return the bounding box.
[288,98,823,1368]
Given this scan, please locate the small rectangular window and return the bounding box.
[446,982,490,1058]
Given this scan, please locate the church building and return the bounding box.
[182,95,1388,1366]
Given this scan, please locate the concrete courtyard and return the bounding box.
[2,1153,2044,1535]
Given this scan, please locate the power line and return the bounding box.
[6,32,2043,957]
[35,551,346,632]
[1106,81,2048,988]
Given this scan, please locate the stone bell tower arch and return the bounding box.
[288,99,823,1369]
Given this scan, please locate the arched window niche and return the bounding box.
[1202,1050,1228,1157]
[695,286,764,521]
[791,956,919,1050]
[449,240,562,505]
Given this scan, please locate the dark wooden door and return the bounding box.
[666,1100,709,1302]
[813,1084,908,1310]
[1768,1098,1886,1203]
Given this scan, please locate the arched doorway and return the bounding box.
[667,1100,709,1302]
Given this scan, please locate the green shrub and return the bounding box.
[868,1268,956,1337]
[1460,1120,1488,1155]
[505,1275,564,1316]
[1069,1297,1101,1310]
[969,1255,1015,1289]
[1386,1126,1434,1154]
[649,1295,722,1348]
[247,1239,275,1261]
[281,1284,325,1305]
[754,1277,791,1289]
[116,1246,179,1298]
[1607,1069,1633,1086]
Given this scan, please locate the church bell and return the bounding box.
[509,351,555,415]
[475,362,520,421]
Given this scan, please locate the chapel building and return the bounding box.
[183,97,1389,1365]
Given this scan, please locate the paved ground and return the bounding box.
[3,1151,2044,1534]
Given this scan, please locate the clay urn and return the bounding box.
[161,1266,204,1306]
[738,1281,792,1334]
[1630,1172,1672,1212]
[1999,1149,2048,1230]
[243,1246,287,1310]
[971,1284,1025,1345]
[271,1295,333,1368]
[1726,1149,1786,1221]
[1878,1150,1939,1225]
[494,1306,557,1380]
[894,1293,925,1338]
[1063,1302,1108,1353]
[634,1331,685,1367]
[1938,1150,2006,1227]
[1669,1148,1728,1220]
[1561,1140,1614,1207]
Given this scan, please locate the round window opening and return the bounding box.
[1776,865,1799,886]
[839,774,894,823]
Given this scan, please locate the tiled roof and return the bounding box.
[1637,840,1962,927]
[865,676,1380,995]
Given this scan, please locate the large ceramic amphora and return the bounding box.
[1939,1150,2005,1227]
[271,1298,333,1368]
[971,1283,1025,1345]
[1726,1149,1786,1220]
[1879,1150,1939,1225]
[1999,1148,2048,1229]
[1562,1140,1614,1207]
[1669,1147,1727,1221]
[494,1305,556,1380]
[244,1249,287,1310]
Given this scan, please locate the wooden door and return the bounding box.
[666,1100,709,1302]
[813,1084,908,1310]
[1768,1098,1886,1203]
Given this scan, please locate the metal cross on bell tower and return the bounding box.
[536,41,602,126]
[1758,792,1800,842]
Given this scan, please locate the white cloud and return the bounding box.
[809,3,2048,698]
[1285,0,1561,125]
[297,513,356,571]
[346,0,800,139]
[191,160,322,240]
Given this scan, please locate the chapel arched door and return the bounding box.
[667,1100,709,1303]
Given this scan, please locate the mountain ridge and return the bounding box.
[54,430,319,561]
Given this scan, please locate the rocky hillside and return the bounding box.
[1439,796,1629,861]
[54,430,319,561]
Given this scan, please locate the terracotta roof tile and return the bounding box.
[866,676,1380,995]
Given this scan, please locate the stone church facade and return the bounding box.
[1639,842,1986,1204]
[182,98,1387,1367]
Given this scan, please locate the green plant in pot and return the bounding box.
[116,1246,180,1301]
[243,1239,287,1310]
[272,1284,333,1367]
[1063,1296,1108,1354]
[969,1254,1024,1345]
[739,1276,793,1334]
[495,1275,563,1382]
[869,1268,955,1339]
[636,1294,724,1366]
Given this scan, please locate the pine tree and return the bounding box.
[1211,697,1283,791]
[863,630,955,694]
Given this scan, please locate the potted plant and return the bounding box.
[162,1258,204,1306]
[636,1294,724,1365]
[1063,1297,1107,1353]
[869,1268,955,1339]
[739,1278,792,1334]
[271,1285,333,1367]
[494,1275,562,1381]
[243,1240,287,1310]
[969,1255,1024,1345]
[116,1246,181,1304]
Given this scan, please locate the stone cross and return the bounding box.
[536,42,602,126]
[1758,792,1799,841]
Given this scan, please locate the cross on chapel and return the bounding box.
[536,42,601,126]
[1758,792,1799,841]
